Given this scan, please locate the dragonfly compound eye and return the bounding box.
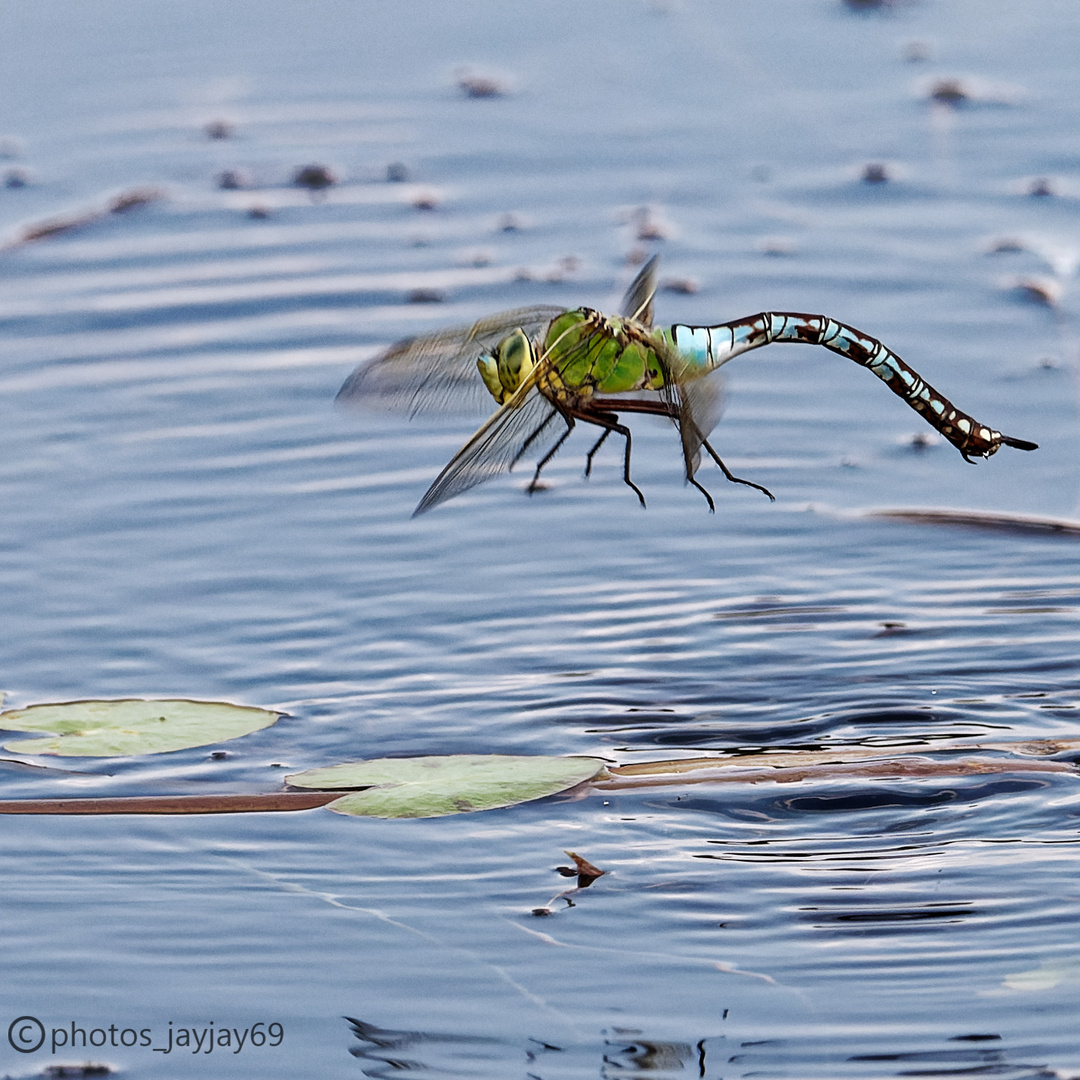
[495,329,535,397]
[476,353,505,402]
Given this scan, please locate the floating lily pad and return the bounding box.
[286,754,607,818]
[0,699,282,757]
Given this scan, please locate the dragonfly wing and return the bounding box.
[620,256,659,326]
[638,332,727,481]
[675,369,725,476]
[336,305,567,416]
[413,380,568,515]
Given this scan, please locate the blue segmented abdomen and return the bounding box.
[667,314,1036,460]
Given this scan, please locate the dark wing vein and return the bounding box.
[413,381,567,515]
[336,305,567,416]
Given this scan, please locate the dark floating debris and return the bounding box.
[497,211,523,232]
[1027,176,1056,198]
[406,288,446,304]
[6,186,164,246]
[636,220,667,242]
[902,39,934,62]
[108,187,163,213]
[861,162,891,184]
[633,206,669,241]
[385,161,410,183]
[871,509,1080,538]
[1011,277,1061,307]
[906,431,938,450]
[534,850,606,915]
[44,1064,115,1078]
[986,236,1026,254]
[661,276,699,295]
[928,78,969,106]
[217,168,249,190]
[205,118,234,140]
[757,236,797,256]
[14,216,85,243]
[562,850,605,886]
[294,163,338,190]
[248,204,271,219]
[542,254,581,282]
[455,69,508,98]
[4,167,30,188]
[412,190,440,211]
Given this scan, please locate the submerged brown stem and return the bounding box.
[0,791,341,815]
[597,756,1078,789]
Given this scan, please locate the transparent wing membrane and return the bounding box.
[336,305,566,416]
[675,369,725,478]
[413,380,567,515]
[619,256,659,326]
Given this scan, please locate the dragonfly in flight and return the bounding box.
[337,258,1036,515]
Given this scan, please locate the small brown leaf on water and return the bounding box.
[564,850,605,883]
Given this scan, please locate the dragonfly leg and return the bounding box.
[698,436,775,501]
[593,395,772,507]
[584,429,612,477]
[527,416,575,493]
[685,473,716,513]
[572,406,646,507]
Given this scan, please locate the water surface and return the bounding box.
[2,1,1080,1076]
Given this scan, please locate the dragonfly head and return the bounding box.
[477,328,536,405]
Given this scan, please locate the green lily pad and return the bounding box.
[286,754,607,818]
[0,699,282,757]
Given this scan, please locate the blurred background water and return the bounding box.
[2,1,1080,1076]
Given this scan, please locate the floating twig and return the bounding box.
[4,187,164,248]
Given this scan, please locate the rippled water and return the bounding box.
[3,1,1080,1076]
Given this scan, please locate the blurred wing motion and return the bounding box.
[413,374,566,516]
[336,305,566,415]
[620,256,658,325]
[671,364,726,479]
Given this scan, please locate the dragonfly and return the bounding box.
[337,257,1037,515]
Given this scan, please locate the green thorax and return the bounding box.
[540,309,671,397]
